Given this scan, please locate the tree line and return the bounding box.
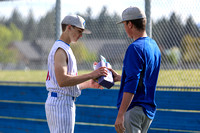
[1,6,199,44]
[0,6,200,68]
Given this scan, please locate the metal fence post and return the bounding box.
[145,0,152,37]
[55,0,61,40]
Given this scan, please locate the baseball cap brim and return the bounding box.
[116,21,124,24]
[83,29,92,34]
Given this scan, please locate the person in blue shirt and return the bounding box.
[110,6,161,133]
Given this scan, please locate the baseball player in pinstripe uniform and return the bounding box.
[45,15,108,133]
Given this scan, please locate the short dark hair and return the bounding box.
[126,18,146,31]
[61,24,77,32]
[61,24,68,32]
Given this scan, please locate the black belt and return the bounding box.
[51,92,76,101]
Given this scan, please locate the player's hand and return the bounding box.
[115,115,125,133]
[88,79,103,89]
[107,68,121,82]
[90,66,108,79]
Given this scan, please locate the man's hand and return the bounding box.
[115,114,125,133]
[88,79,103,89]
[79,79,103,90]
[115,92,134,133]
[108,68,121,82]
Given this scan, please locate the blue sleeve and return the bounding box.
[123,44,144,94]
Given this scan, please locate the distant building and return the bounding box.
[8,38,54,70]
[81,39,130,69]
[8,38,130,70]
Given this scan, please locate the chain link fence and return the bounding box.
[0,0,199,87]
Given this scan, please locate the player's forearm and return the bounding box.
[117,92,134,116]
[78,80,91,90]
[57,73,93,87]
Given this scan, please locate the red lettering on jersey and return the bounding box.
[46,71,50,81]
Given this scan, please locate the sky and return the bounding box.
[0,0,200,24]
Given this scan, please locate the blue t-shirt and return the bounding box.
[117,37,161,119]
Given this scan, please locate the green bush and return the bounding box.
[164,47,181,65]
[71,41,97,64]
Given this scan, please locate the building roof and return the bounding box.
[12,41,41,60]
[81,38,129,54]
[11,38,55,60]
[35,38,54,55]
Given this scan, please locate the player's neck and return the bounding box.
[59,33,71,44]
[133,31,147,40]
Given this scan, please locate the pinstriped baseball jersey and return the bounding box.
[46,40,81,97]
[45,40,79,133]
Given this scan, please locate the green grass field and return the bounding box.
[0,69,199,87]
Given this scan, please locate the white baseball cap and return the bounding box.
[117,7,146,24]
[61,15,91,34]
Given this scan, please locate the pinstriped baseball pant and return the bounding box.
[45,92,76,133]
